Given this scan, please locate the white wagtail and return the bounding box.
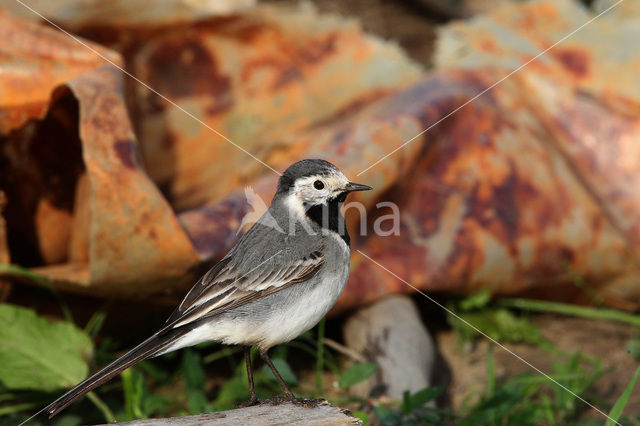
[37,159,371,419]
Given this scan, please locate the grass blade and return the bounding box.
[497,298,640,327]
[0,264,73,323]
[315,318,325,393]
[338,363,377,389]
[486,344,496,395]
[86,391,116,423]
[606,366,640,426]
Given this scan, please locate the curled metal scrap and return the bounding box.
[0,9,120,134]
[345,72,640,313]
[65,68,201,295]
[2,1,640,312]
[176,1,640,311]
[0,6,421,301]
[118,6,422,211]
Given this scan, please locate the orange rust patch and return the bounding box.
[531,2,558,20]
[308,89,392,129]
[479,37,500,54]
[146,36,232,115]
[113,139,141,169]
[552,47,590,79]
[298,32,338,65]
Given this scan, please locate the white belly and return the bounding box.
[234,266,348,348]
[159,257,349,353]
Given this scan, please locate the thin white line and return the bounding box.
[13,0,282,176]
[18,250,285,425]
[356,249,621,425]
[357,0,623,176]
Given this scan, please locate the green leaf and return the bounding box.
[459,350,605,425]
[338,362,377,389]
[53,414,82,426]
[262,358,298,386]
[459,289,492,311]
[120,363,167,420]
[352,410,369,424]
[606,366,640,426]
[0,264,73,323]
[182,350,212,414]
[626,338,640,361]
[212,363,249,410]
[315,318,325,393]
[202,346,242,364]
[121,368,145,420]
[137,360,170,384]
[450,308,543,345]
[0,304,92,391]
[401,386,445,413]
[486,345,496,395]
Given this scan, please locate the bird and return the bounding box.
[35,159,372,420]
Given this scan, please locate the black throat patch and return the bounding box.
[305,193,350,246]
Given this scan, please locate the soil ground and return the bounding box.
[437,314,640,419]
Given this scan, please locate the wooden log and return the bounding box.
[102,401,361,425]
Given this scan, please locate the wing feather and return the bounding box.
[164,246,324,330]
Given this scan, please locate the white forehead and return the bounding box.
[294,171,348,189]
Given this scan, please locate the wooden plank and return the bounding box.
[103,401,362,425]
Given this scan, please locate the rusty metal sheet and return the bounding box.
[180,68,640,313]
[0,9,120,134]
[84,4,423,211]
[178,0,640,312]
[345,72,640,313]
[64,68,200,296]
[3,0,255,27]
[3,0,640,312]
[3,67,200,299]
[434,0,640,102]
[0,5,421,300]
[0,10,121,275]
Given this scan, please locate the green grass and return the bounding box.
[497,298,640,328]
[2,286,639,425]
[460,349,607,425]
[606,366,640,426]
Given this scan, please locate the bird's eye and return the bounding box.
[313,180,325,190]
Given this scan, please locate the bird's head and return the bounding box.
[276,159,371,209]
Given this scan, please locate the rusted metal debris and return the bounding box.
[1,1,640,311]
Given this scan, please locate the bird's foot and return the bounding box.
[237,396,261,407]
[261,396,326,408]
[239,394,326,408]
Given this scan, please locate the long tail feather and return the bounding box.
[30,327,189,422]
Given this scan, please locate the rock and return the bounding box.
[343,295,436,399]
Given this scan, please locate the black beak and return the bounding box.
[344,182,373,192]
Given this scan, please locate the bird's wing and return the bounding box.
[163,244,324,330]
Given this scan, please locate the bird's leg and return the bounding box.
[245,347,257,403]
[259,348,296,400]
[237,347,260,407]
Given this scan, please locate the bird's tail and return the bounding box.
[25,327,189,423]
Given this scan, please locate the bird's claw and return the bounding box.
[238,395,326,408]
[237,396,261,407]
[260,396,325,408]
